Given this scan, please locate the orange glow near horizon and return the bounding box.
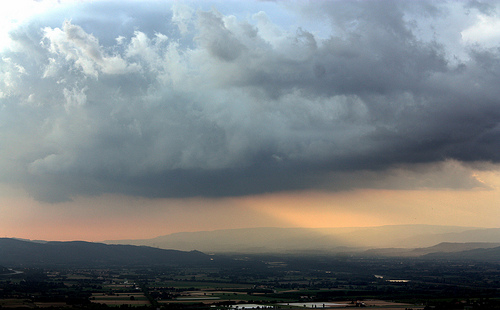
[1,167,500,241]
[240,185,500,231]
[237,191,390,229]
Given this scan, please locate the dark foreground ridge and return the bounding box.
[0,238,211,267]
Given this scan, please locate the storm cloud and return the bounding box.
[1,0,499,202]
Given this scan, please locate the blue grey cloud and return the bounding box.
[0,0,498,202]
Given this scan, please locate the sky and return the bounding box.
[1,0,500,241]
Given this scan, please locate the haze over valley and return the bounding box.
[105,225,500,253]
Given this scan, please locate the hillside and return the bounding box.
[0,238,211,267]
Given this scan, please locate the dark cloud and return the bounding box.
[1,1,499,202]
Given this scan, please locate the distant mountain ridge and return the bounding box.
[3,226,500,267]
[104,225,500,253]
[362,242,500,257]
[423,246,500,261]
[0,238,211,267]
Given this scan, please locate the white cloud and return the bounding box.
[171,2,194,35]
[461,14,500,48]
[42,20,140,78]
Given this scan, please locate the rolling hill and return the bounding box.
[0,238,212,267]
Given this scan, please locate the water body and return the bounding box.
[230,304,273,309]
[177,297,221,300]
[226,302,350,309]
[278,302,349,308]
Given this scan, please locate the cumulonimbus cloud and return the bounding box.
[0,1,499,202]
